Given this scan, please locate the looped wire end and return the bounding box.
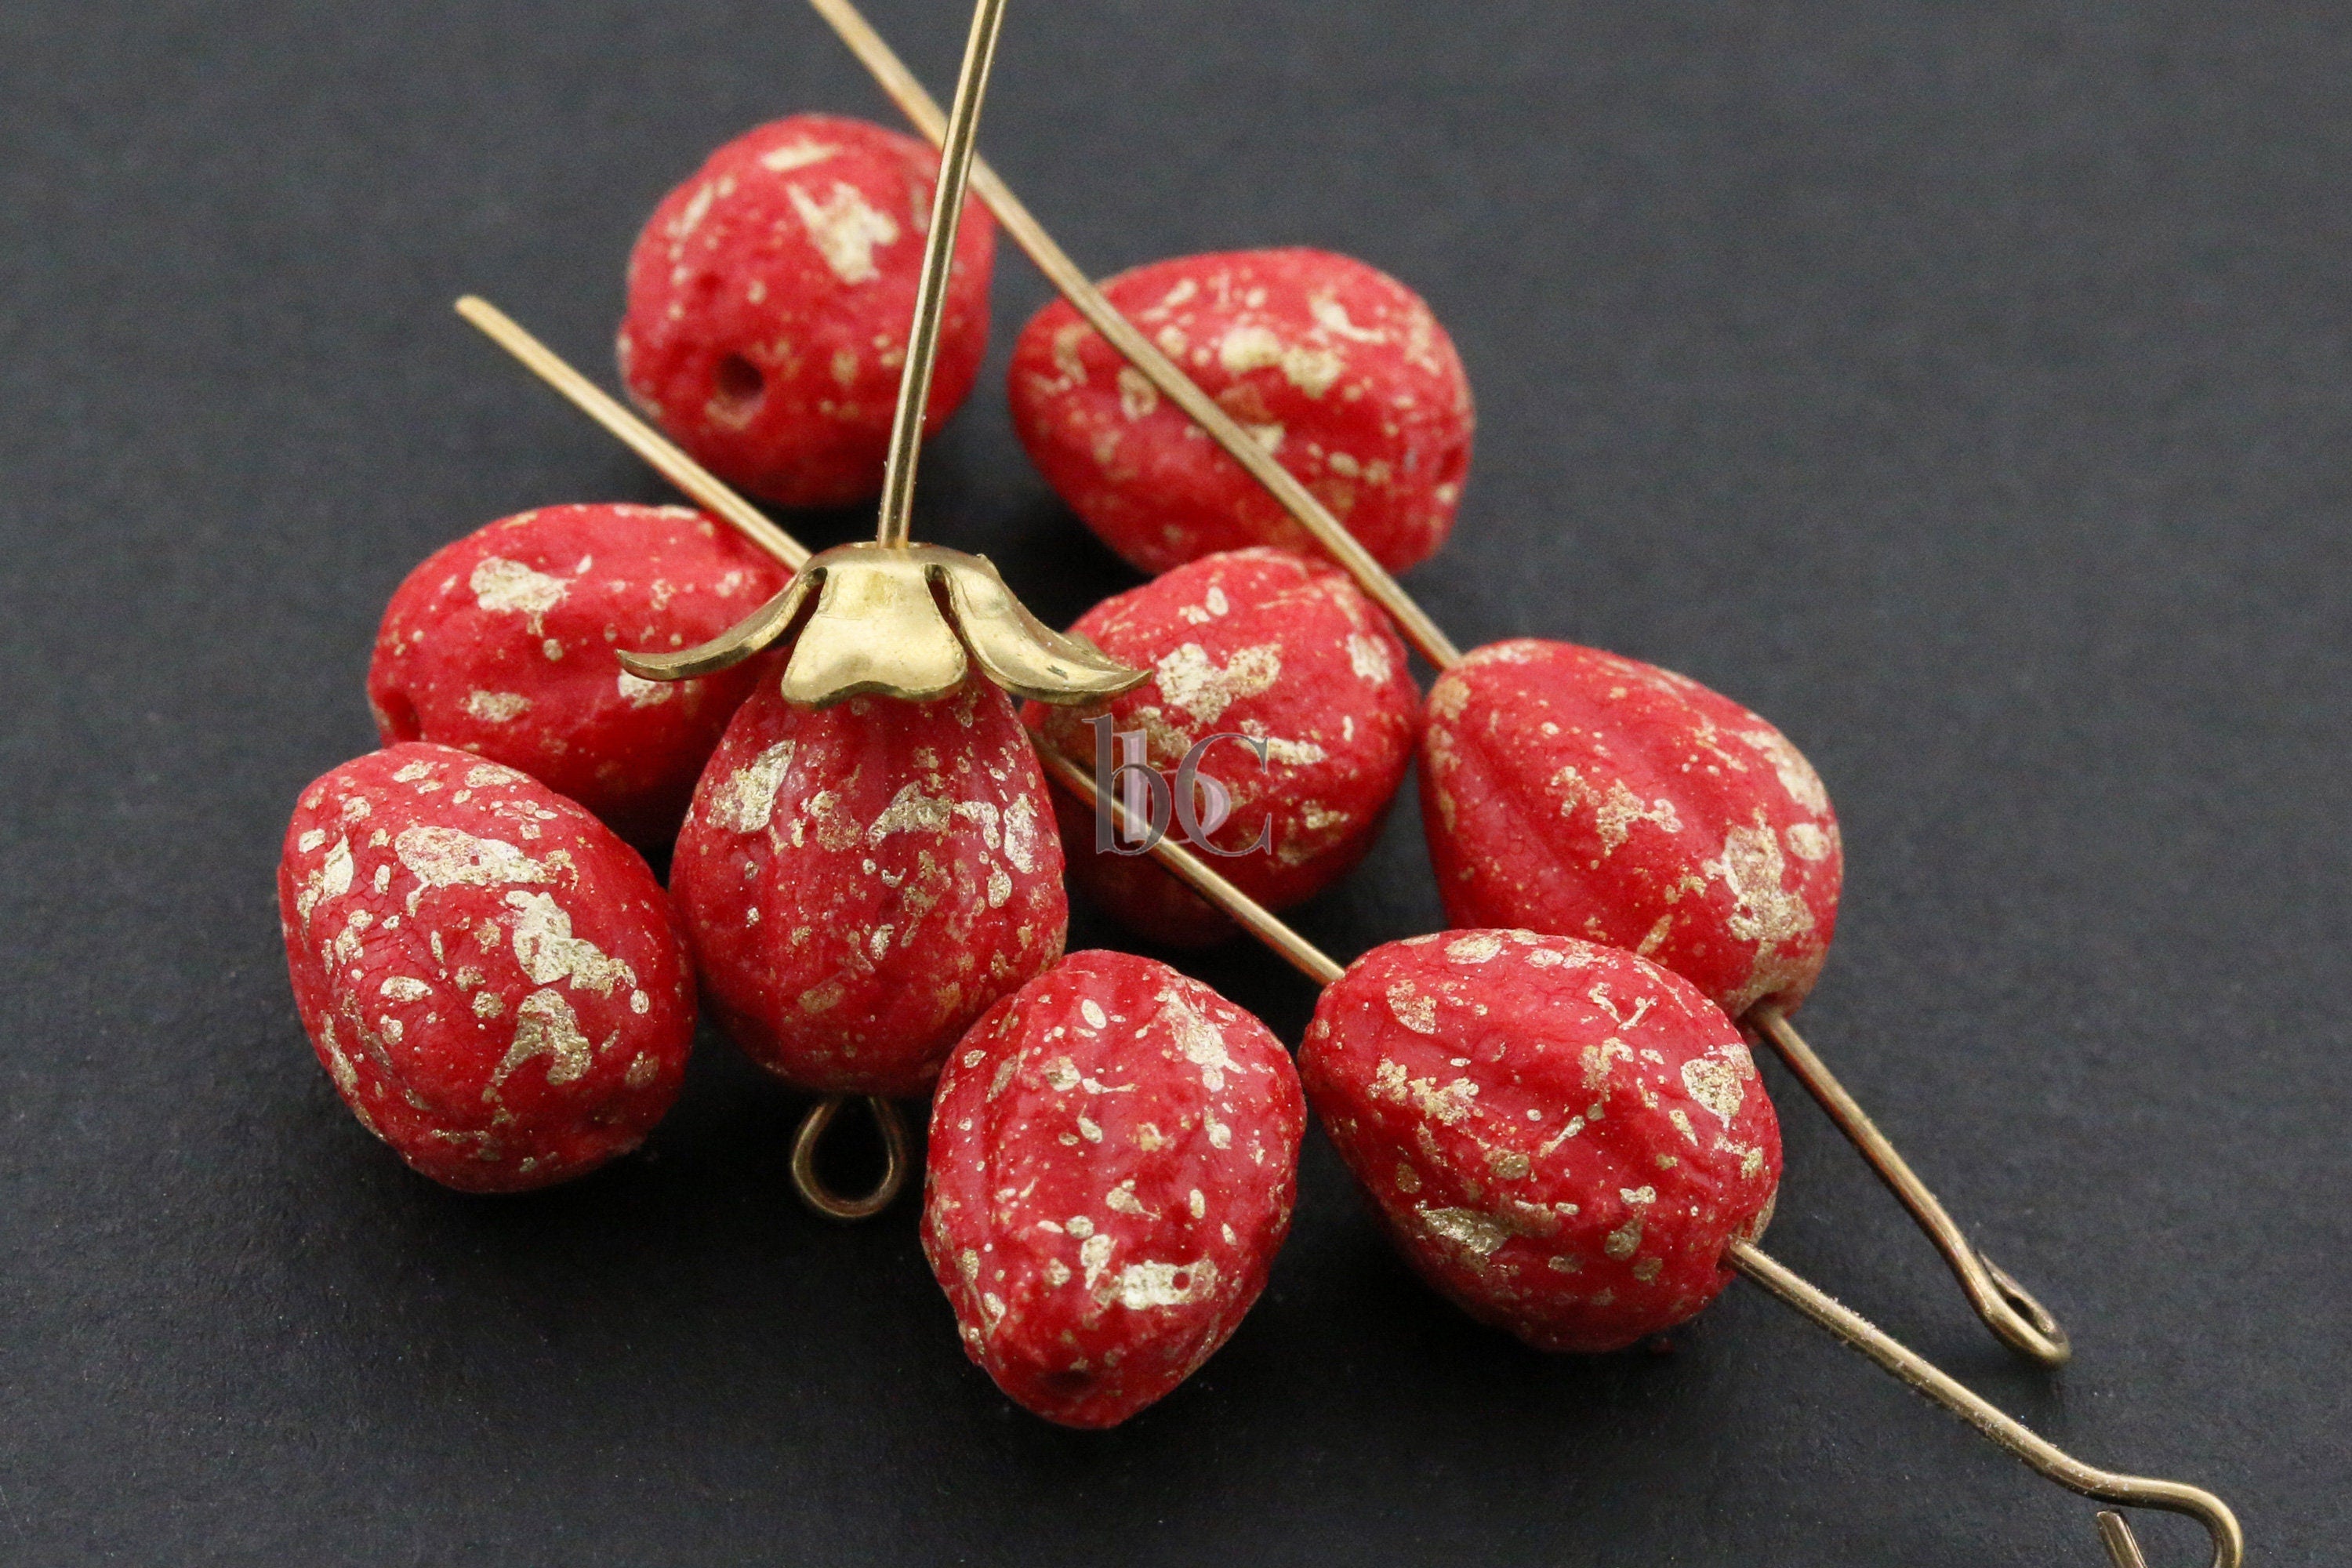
[789,1094,913,1221]
[1728,1241,2242,1568]
[1745,1002,2073,1367]
[1984,1254,2072,1363]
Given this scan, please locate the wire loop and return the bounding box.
[1748,1003,2073,1366]
[1731,1242,2238,1568]
[789,1095,913,1221]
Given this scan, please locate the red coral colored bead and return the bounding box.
[619,113,996,509]
[277,743,696,1193]
[924,950,1305,1428]
[671,679,1066,1099]
[1009,248,1474,575]
[1299,931,1781,1353]
[1420,640,1843,1018]
[1025,547,1421,946]
[368,503,792,849]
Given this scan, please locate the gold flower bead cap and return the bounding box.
[615,540,1146,709]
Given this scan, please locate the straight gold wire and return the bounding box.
[871,0,1006,550]
[456,303,2241,1564]
[799,0,2079,1374]
[805,0,1463,671]
[455,296,808,569]
[1029,746,1344,987]
[2100,1511,2158,1568]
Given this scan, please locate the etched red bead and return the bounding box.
[1300,931,1781,1352]
[619,113,996,508]
[277,743,696,1192]
[924,950,1305,1427]
[1025,547,1421,946]
[1010,248,1474,575]
[368,503,791,848]
[1421,640,1843,1018]
[671,679,1066,1098]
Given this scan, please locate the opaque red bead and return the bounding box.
[1300,931,1781,1352]
[924,950,1305,1428]
[277,743,695,1192]
[619,113,996,508]
[1421,640,1843,1018]
[1010,248,1473,575]
[368,503,791,848]
[671,679,1065,1099]
[1026,547,1421,946]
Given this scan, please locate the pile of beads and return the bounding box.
[264,0,2245,1559]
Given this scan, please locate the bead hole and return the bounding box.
[1436,440,1469,491]
[373,689,420,742]
[712,353,765,423]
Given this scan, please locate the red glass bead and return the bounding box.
[1301,931,1781,1352]
[619,114,995,508]
[1011,248,1472,575]
[278,743,695,1192]
[1026,547,1421,946]
[671,679,1065,1098]
[925,950,1305,1426]
[368,503,790,848]
[1421,640,1842,1018]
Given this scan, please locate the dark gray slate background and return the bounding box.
[2,2,2345,1563]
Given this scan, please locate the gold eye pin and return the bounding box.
[612,0,1143,711]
